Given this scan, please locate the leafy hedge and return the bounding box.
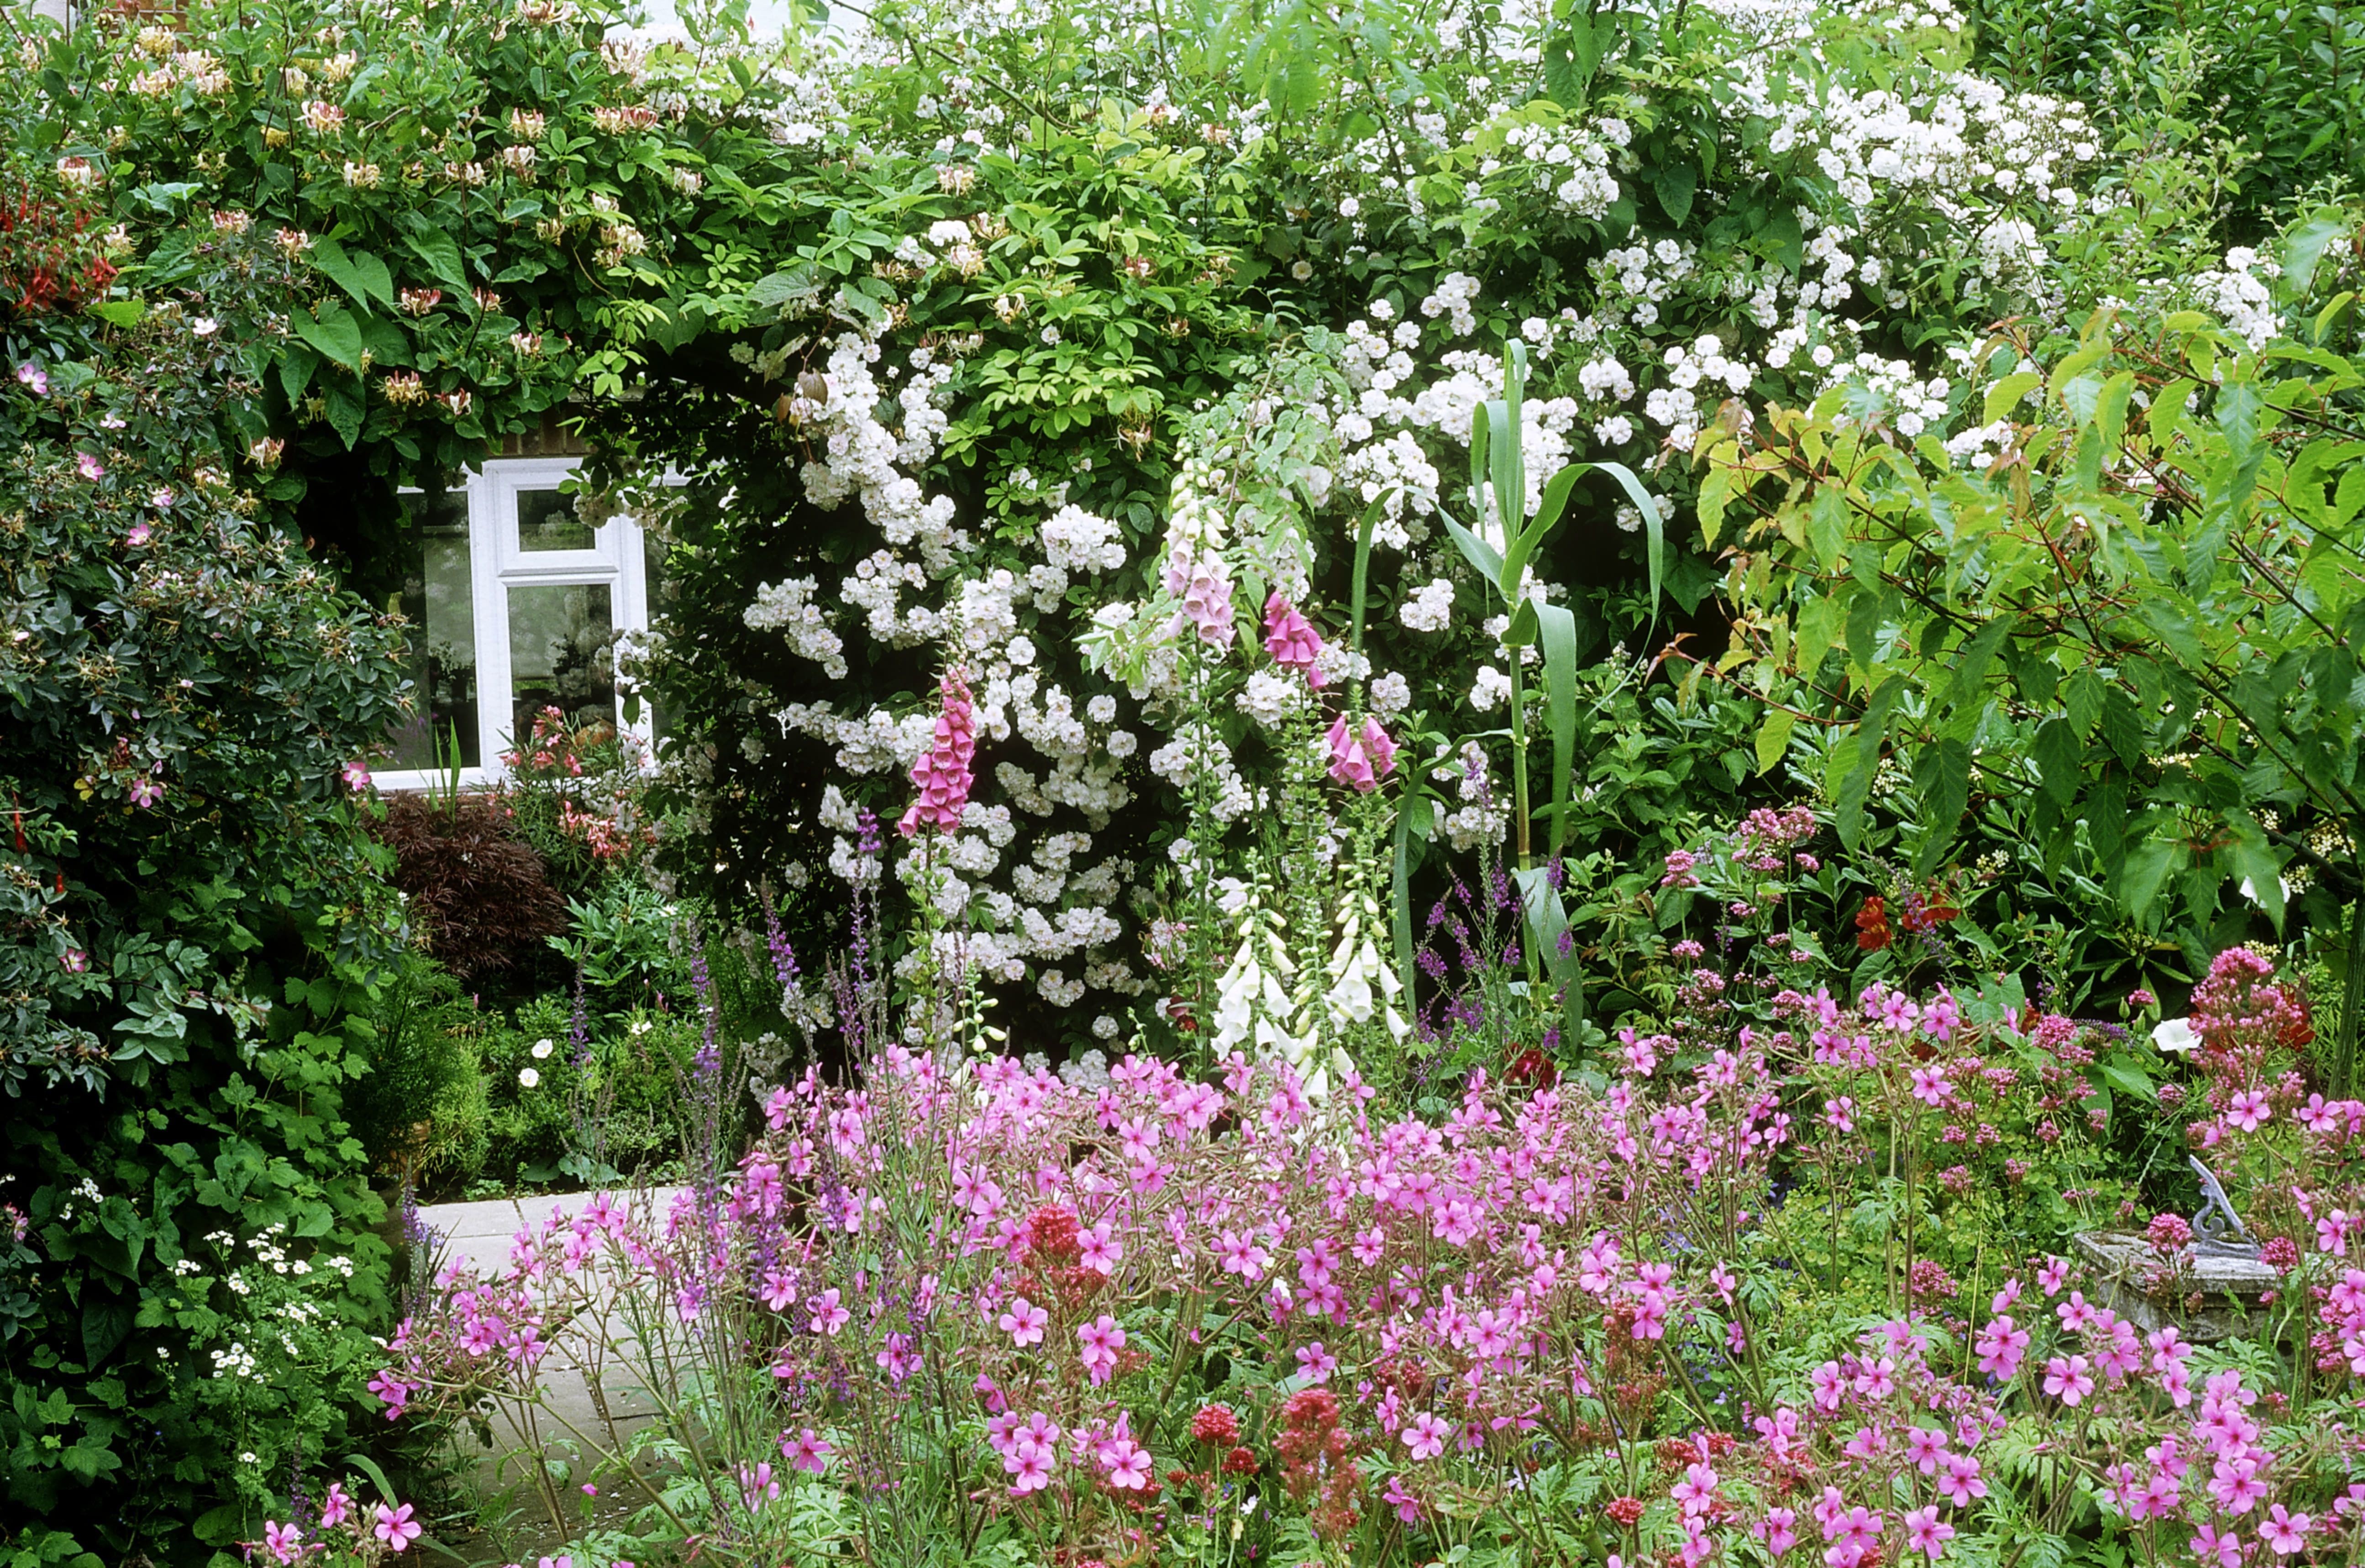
[1,195,410,1558]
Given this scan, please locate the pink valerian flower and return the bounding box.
[1261,593,1326,685]
[781,1427,832,1474]
[373,1503,422,1552]
[1324,713,1398,793]
[898,667,978,836]
[320,1484,354,1528]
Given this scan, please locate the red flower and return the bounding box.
[1190,1404,1240,1447]
[1855,896,1892,952]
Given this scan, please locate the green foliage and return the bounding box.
[1708,299,2365,1085]
[0,188,409,1557]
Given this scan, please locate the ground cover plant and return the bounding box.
[12,0,2365,1561]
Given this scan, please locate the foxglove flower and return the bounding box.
[1324,713,1398,792]
[898,666,977,836]
[1261,592,1325,686]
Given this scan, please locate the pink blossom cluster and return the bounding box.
[1261,592,1324,686]
[372,949,2365,1563]
[247,1484,421,1563]
[1164,553,1235,650]
[898,665,977,836]
[1324,712,1397,793]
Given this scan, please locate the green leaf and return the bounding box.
[1983,372,2041,425]
[2282,210,2349,300]
[309,237,395,311]
[2120,837,2177,920]
[1835,676,1906,846]
[1536,602,1580,859]
[2031,717,2082,808]
[1754,708,1796,776]
[292,309,366,374]
[403,227,473,299]
[1541,13,1611,107]
[1349,497,1383,653]
[1443,515,1506,588]
[1652,163,1695,225]
[1913,736,1973,873]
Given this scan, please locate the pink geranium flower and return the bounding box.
[372,1503,422,1552]
[1403,1411,1450,1461]
[781,1427,832,1474]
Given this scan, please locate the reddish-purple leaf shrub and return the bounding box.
[376,793,564,980]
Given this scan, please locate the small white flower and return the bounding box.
[518,1066,541,1088]
[1291,259,1314,280]
[2151,1018,2199,1054]
[191,317,220,337]
[531,1038,554,1059]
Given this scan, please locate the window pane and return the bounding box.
[506,582,616,755]
[386,491,479,769]
[517,486,595,551]
[639,523,672,752]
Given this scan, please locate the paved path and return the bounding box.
[412,1189,688,1522]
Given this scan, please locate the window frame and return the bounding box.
[374,457,654,793]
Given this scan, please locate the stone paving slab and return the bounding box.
[412,1188,688,1520]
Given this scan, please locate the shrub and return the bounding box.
[376,793,565,983]
[0,203,410,1556]
[347,955,489,1187]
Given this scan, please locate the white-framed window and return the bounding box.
[376,457,657,791]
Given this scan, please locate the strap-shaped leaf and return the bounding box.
[1349,495,1384,653]
[1587,458,1665,616]
[1535,600,1580,859]
[1444,514,1506,588]
[1502,463,1587,592]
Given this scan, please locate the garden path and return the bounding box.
[415,1188,688,1519]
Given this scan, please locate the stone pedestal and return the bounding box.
[2071,1231,2280,1343]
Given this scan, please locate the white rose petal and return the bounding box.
[518,1066,541,1088]
[531,1038,554,1059]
